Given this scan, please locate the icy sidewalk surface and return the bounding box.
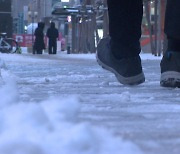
[0,53,180,154]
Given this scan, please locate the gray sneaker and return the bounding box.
[96,37,145,85]
[160,51,180,88]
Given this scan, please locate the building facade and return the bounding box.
[0,0,12,37]
[11,0,53,34]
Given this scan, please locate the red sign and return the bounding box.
[13,33,64,48]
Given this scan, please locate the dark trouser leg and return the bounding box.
[107,0,143,59]
[33,49,36,54]
[53,41,57,54]
[37,50,42,54]
[33,44,36,54]
[48,40,53,54]
[165,0,180,51]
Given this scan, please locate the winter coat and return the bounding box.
[46,22,59,41]
[34,22,45,51]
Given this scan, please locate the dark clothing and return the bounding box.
[34,22,45,54]
[48,39,57,54]
[107,0,143,59]
[107,0,180,59]
[46,22,59,54]
[165,0,180,51]
[165,0,180,39]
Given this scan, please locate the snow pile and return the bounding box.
[0,58,7,70]
[0,57,19,86]
[0,57,142,154]
[0,58,7,85]
[0,85,142,154]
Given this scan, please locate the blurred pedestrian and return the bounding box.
[46,22,59,54]
[33,22,45,54]
[96,0,180,88]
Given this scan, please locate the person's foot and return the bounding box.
[96,37,145,85]
[160,51,180,88]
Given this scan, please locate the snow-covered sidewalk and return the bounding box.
[0,52,179,154]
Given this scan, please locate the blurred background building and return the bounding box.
[0,0,167,55]
[0,0,12,37]
[10,0,82,34]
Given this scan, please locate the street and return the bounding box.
[0,53,180,154]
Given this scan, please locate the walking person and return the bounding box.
[96,0,180,88]
[33,22,45,54]
[46,22,59,54]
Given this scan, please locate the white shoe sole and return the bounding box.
[161,71,180,88]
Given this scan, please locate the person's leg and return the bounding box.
[33,47,36,54]
[165,0,180,44]
[37,50,42,54]
[33,43,36,54]
[160,0,180,87]
[96,0,145,85]
[108,0,143,59]
[48,40,53,54]
[53,41,57,54]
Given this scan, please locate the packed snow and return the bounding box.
[0,51,180,154]
[0,54,142,154]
